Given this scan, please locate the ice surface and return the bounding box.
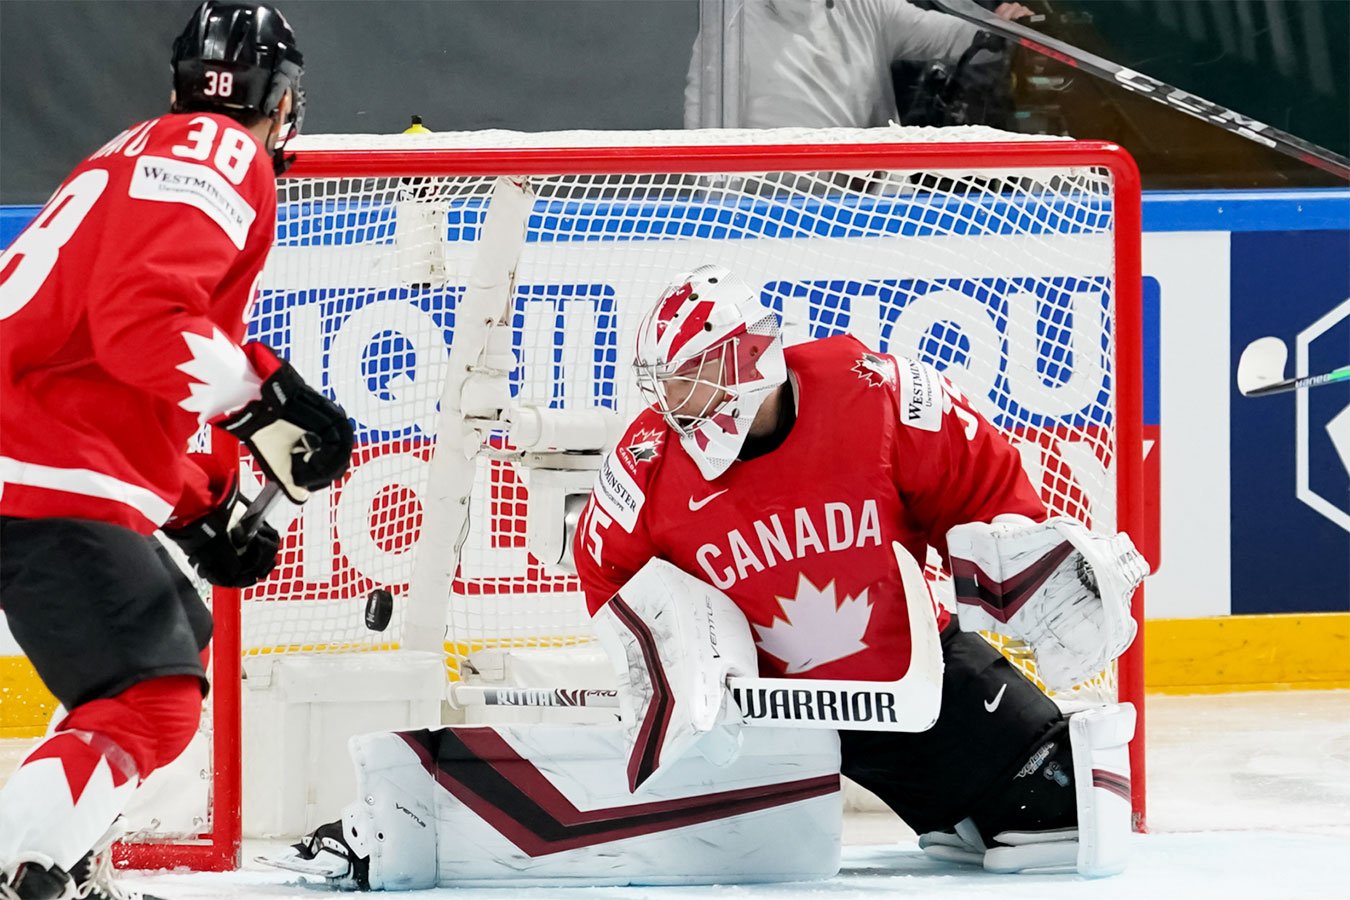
[6,690,1349,898]
[119,832,1348,900]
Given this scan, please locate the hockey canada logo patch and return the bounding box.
[852,352,896,389]
[619,428,663,467]
[752,574,873,674]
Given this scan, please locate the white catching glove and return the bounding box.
[946,517,1147,691]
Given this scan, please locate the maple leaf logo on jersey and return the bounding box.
[620,428,663,467]
[852,352,896,389]
[176,328,260,424]
[752,574,873,674]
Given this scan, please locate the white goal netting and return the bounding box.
[238,126,1140,703]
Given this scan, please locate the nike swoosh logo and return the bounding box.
[688,489,728,511]
[984,683,1007,713]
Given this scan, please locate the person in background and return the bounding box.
[685,0,1033,129]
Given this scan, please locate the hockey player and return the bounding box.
[0,4,351,898]
[571,265,1147,877]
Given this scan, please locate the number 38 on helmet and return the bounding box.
[171,1,305,173]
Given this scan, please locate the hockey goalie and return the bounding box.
[268,266,1148,889]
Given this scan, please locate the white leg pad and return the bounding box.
[1067,702,1136,877]
[342,732,440,891]
[977,703,1134,877]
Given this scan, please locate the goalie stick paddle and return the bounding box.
[1237,336,1350,397]
[450,541,946,732]
[928,0,1350,181]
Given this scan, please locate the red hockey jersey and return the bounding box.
[0,113,278,533]
[574,335,1046,681]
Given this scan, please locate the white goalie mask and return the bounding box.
[634,265,786,480]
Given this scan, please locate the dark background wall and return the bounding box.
[3,1,1346,201]
[0,0,698,204]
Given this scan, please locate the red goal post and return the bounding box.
[115,126,1145,870]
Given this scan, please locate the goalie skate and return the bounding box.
[258,822,369,891]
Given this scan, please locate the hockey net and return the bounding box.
[116,126,1145,868]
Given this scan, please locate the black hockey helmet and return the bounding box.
[171,2,305,171]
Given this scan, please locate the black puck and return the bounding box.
[365,588,394,632]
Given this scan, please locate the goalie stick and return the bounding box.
[449,676,929,729]
[929,0,1350,181]
[450,541,946,732]
[1237,336,1350,397]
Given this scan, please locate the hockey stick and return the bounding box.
[1237,336,1350,397]
[928,0,1350,180]
[448,687,621,709]
[448,675,938,728]
[228,426,330,547]
[230,481,282,548]
[450,541,946,732]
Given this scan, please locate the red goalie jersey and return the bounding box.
[574,335,1046,682]
[0,113,279,533]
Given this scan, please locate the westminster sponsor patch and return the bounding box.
[595,451,645,533]
[895,356,941,432]
[129,155,255,249]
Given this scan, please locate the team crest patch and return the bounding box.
[619,428,663,467]
[852,352,896,389]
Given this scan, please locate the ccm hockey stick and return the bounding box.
[1237,336,1350,397]
[929,0,1350,180]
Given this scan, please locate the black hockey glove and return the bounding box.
[164,480,280,589]
[215,343,355,503]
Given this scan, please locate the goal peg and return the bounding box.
[365,588,394,632]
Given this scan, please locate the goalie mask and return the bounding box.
[171,1,305,174]
[634,265,785,480]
